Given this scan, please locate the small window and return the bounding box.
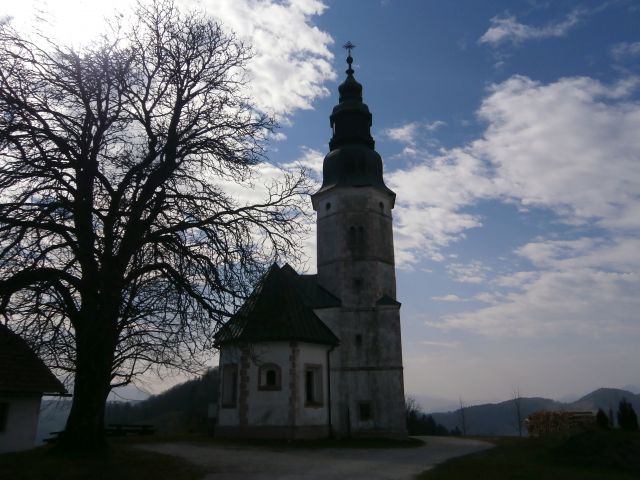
[326,202,331,211]
[359,402,372,421]
[0,402,8,432]
[221,364,238,408]
[305,365,323,406]
[258,363,281,391]
[355,334,363,346]
[357,226,365,254]
[348,226,366,257]
[348,226,357,251]
[379,201,384,211]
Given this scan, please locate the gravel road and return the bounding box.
[136,436,492,479]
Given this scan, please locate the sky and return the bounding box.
[3,0,640,410]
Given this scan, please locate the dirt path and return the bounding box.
[136,436,492,480]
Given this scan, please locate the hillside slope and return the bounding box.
[429,388,640,436]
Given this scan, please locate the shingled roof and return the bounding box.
[280,264,341,309]
[0,324,66,395]
[214,264,340,347]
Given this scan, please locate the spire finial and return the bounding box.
[343,41,356,76]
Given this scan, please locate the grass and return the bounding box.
[0,442,205,480]
[418,430,640,480]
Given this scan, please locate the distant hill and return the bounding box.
[36,379,640,441]
[36,369,219,442]
[429,388,640,436]
[106,368,219,434]
[570,388,640,414]
[430,397,563,436]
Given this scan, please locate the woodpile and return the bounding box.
[526,411,596,437]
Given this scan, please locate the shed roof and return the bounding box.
[214,264,340,347]
[0,324,66,395]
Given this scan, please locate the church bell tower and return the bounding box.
[311,45,407,438]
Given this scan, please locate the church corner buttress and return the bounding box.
[311,47,407,439]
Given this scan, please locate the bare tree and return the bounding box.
[0,0,309,451]
[458,397,468,436]
[512,386,524,437]
[405,396,421,418]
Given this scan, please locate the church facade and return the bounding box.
[215,51,407,439]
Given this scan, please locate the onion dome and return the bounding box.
[316,43,394,197]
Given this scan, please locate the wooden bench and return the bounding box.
[106,424,156,436]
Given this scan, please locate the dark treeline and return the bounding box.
[405,398,451,436]
[106,372,457,437]
[406,412,452,436]
[106,369,219,434]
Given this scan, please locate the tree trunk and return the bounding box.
[56,303,117,452]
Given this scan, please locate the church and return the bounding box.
[214,49,407,439]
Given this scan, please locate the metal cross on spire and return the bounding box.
[343,41,356,56]
[343,41,356,75]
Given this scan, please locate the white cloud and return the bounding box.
[430,237,640,337]
[388,150,495,266]
[3,0,335,120]
[432,294,466,302]
[282,147,324,178]
[479,8,585,46]
[611,42,640,62]
[441,267,640,337]
[472,292,503,304]
[386,73,640,339]
[383,121,445,145]
[416,340,460,348]
[474,75,640,229]
[389,74,640,267]
[446,261,491,284]
[517,236,640,272]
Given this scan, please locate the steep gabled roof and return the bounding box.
[280,264,341,309]
[0,324,66,395]
[214,264,339,347]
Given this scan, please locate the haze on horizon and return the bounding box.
[4,0,639,406]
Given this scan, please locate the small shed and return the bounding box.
[0,324,66,453]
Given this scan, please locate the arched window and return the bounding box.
[258,363,281,391]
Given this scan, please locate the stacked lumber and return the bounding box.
[526,411,595,437]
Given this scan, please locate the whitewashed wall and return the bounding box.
[0,395,41,453]
[245,342,291,426]
[217,341,330,430]
[297,343,330,426]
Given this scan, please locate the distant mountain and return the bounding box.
[569,388,640,417]
[430,397,563,436]
[108,383,151,402]
[37,379,640,441]
[428,388,640,436]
